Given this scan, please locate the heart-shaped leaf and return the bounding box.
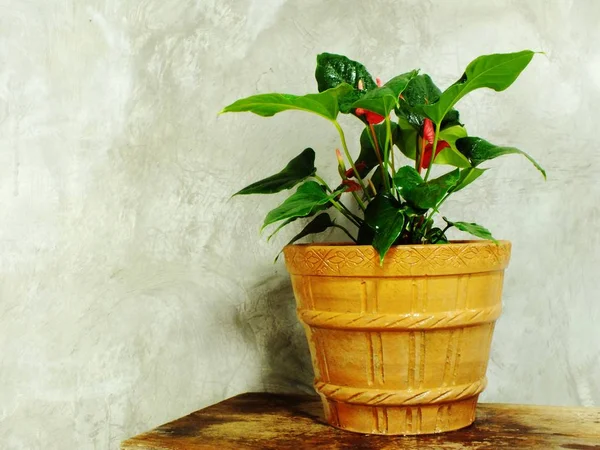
[262,181,338,229]
[456,136,546,179]
[234,148,316,196]
[402,169,460,210]
[393,165,423,191]
[421,50,536,124]
[364,194,406,263]
[315,53,377,113]
[221,83,353,121]
[396,74,461,129]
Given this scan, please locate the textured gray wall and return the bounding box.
[1,0,599,448]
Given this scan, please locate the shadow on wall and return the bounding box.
[235,274,315,394]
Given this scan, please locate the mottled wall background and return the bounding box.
[1,0,599,448]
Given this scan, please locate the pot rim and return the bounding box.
[282,240,511,277]
[284,240,510,252]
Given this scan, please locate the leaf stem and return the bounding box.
[368,124,390,192]
[332,224,358,243]
[313,175,363,226]
[423,121,441,182]
[334,120,371,205]
[384,116,396,190]
[313,174,332,191]
[329,197,362,228]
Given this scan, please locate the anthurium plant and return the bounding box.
[221,51,545,262]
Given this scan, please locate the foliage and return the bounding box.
[221,51,545,262]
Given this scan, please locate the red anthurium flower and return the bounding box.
[423,118,435,143]
[420,118,450,170]
[345,161,368,178]
[421,140,450,170]
[342,179,361,192]
[355,108,385,125]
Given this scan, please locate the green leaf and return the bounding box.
[402,169,460,210]
[350,71,418,118]
[434,126,471,168]
[221,84,353,121]
[315,53,377,113]
[421,50,536,124]
[383,71,419,97]
[456,136,546,179]
[357,122,400,176]
[445,218,497,242]
[396,117,419,160]
[351,86,398,117]
[396,74,461,129]
[426,227,449,244]
[315,53,377,92]
[452,167,487,192]
[262,181,337,230]
[364,194,406,263]
[393,165,423,191]
[234,148,316,195]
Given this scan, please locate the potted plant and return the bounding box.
[221,51,544,435]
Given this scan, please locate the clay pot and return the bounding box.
[283,241,511,435]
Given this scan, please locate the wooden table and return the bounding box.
[122,392,600,449]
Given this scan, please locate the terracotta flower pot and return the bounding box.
[283,241,511,435]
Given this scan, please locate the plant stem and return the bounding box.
[334,121,371,205]
[329,197,362,228]
[313,174,332,191]
[385,116,396,190]
[368,124,390,192]
[333,224,358,243]
[423,121,441,182]
[313,175,363,227]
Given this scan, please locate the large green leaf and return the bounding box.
[402,169,460,210]
[357,122,400,176]
[364,194,406,263]
[393,165,423,191]
[451,167,487,192]
[262,181,337,229]
[234,148,316,195]
[315,53,376,113]
[421,50,535,124]
[396,74,461,129]
[456,136,546,179]
[434,126,471,168]
[221,84,353,121]
[445,218,496,242]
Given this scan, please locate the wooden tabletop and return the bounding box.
[122,392,600,449]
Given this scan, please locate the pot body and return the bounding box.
[283,241,511,435]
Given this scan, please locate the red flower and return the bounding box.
[421,140,450,170]
[420,118,450,170]
[345,161,368,178]
[342,179,361,192]
[355,108,385,125]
